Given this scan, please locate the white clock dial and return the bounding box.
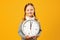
[22,20,40,37]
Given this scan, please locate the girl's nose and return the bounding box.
[29,11,32,14]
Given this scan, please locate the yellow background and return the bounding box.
[0,0,60,40]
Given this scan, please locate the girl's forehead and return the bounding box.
[26,5,34,9]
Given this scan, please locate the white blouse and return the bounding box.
[25,16,35,20]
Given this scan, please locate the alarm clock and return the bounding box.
[21,20,40,37]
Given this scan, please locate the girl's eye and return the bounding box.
[30,9,33,11]
[27,9,29,11]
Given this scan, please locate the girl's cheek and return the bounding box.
[31,11,34,14]
[26,11,29,14]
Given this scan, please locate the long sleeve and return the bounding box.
[37,21,42,36]
[18,21,25,38]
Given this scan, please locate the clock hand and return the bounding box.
[30,21,32,30]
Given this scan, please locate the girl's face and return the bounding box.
[25,5,34,17]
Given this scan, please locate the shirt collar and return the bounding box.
[26,16,35,20]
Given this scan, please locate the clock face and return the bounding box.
[22,20,39,37]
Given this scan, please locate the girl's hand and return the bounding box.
[31,36,38,39]
[25,35,30,39]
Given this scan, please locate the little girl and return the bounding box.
[18,3,41,40]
